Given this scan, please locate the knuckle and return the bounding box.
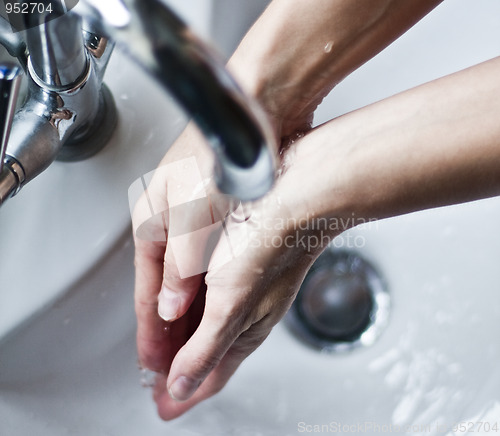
[205,300,248,337]
[134,295,160,317]
[189,352,223,380]
[228,331,268,359]
[206,287,247,320]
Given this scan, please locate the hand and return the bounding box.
[133,128,339,419]
[133,123,220,374]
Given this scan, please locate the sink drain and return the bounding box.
[285,249,390,352]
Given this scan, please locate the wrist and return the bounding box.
[265,168,356,260]
[226,4,331,138]
[227,54,317,140]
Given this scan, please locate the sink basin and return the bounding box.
[1,0,500,435]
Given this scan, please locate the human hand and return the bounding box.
[133,122,344,419]
[133,123,220,375]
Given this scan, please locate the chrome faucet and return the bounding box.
[0,0,276,206]
[0,4,117,204]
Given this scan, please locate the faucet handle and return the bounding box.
[0,63,22,175]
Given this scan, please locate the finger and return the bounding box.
[134,146,211,368]
[134,237,171,372]
[133,124,216,371]
[157,242,205,322]
[133,189,171,373]
[140,280,204,376]
[155,351,242,420]
[161,252,305,407]
[165,303,241,403]
[157,187,228,323]
[155,323,271,420]
[161,277,259,403]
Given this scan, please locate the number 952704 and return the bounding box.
[5,2,54,14]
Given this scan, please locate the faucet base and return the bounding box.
[57,84,118,162]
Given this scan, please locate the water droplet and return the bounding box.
[139,368,157,388]
[324,41,334,53]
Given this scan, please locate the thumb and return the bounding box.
[157,196,226,321]
[157,244,204,322]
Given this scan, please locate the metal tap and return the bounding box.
[0,0,276,206]
[0,2,117,205]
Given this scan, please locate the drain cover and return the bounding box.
[285,249,390,352]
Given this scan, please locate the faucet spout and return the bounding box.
[80,0,276,201]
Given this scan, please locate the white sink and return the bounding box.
[1,1,500,435]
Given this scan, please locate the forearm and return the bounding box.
[280,56,500,222]
[228,0,443,135]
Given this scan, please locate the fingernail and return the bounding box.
[157,286,180,321]
[168,376,201,402]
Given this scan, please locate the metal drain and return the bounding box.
[285,249,390,352]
